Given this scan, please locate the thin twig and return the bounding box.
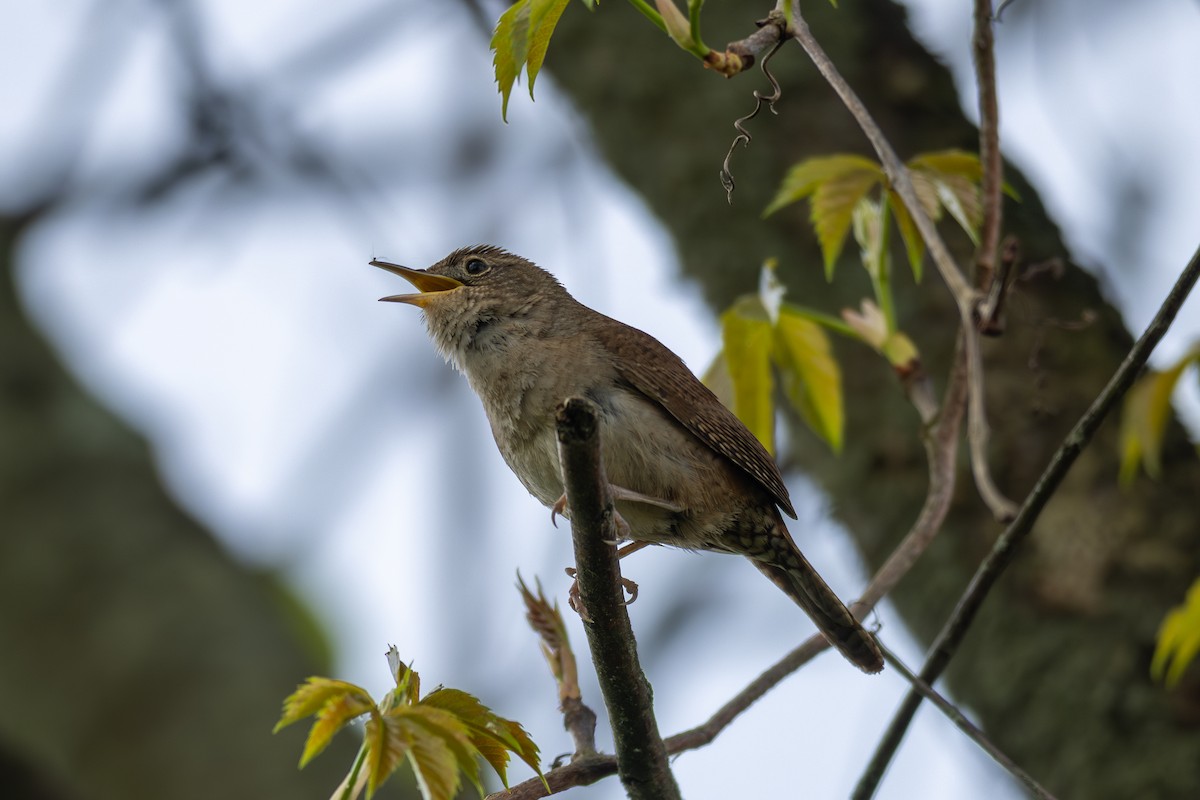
[878,645,1058,800]
[786,2,1016,522]
[973,0,1010,335]
[786,5,973,310]
[980,236,1019,336]
[485,754,618,800]
[720,37,785,203]
[705,10,786,76]
[853,243,1200,799]
[972,0,1003,296]
[554,398,681,800]
[859,339,967,608]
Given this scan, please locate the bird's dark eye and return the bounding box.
[465,258,488,275]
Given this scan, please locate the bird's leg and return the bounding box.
[550,485,683,533]
[553,486,676,619]
[566,540,651,620]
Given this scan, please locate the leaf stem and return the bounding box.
[780,302,859,339]
[624,0,668,35]
[339,741,368,800]
[874,192,897,334]
[688,0,704,52]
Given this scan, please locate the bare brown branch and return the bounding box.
[878,645,1058,800]
[554,397,680,800]
[972,0,1003,297]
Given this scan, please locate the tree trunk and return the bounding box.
[542,1,1200,796]
[0,214,384,799]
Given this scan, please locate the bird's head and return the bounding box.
[372,245,572,363]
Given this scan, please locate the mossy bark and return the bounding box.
[0,215,392,799]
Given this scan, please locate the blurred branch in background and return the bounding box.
[0,0,422,797]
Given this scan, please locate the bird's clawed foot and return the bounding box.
[565,566,640,622]
[550,493,569,528]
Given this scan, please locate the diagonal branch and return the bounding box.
[878,645,1058,800]
[853,243,1200,799]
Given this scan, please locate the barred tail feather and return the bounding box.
[752,551,883,674]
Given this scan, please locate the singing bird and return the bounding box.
[374,245,882,673]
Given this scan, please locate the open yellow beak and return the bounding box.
[371,259,464,307]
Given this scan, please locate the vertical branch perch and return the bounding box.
[555,397,682,800]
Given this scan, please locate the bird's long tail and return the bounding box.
[749,524,883,674]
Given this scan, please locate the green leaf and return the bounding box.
[907,169,943,221]
[1119,350,1197,483]
[275,677,373,733]
[1152,577,1200,687]
[395,713,464,800]
[492,718,544,779]
[421,689,509,782]
[526,0,572,95]
[763,154,882,217]
[421,688,543,788]
[908,149,986,243]
[773,307,843,451]
[852,197,885,281]
[365,710,407,798]
[933,173,983,243]
[490,0,572,121]
[280,658,543,799]
[302,691,375,767]
[813,166,883,279]
[407,706,481,796]
[720,297,776,454]
[907,149,984,181]
[887,190,924,281]
[1119,376,1156,486]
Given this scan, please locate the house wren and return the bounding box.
[373,245,883,674]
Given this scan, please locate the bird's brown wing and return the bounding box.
[593,316,797,519]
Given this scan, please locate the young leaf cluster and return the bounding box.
[490,0,737,121]
[275,650,542,800]
[764,149,1003,282]
[1119,342,1200,484]
[1152,577,1200,687]
[491,0,575,121]
[704,263,844,453]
